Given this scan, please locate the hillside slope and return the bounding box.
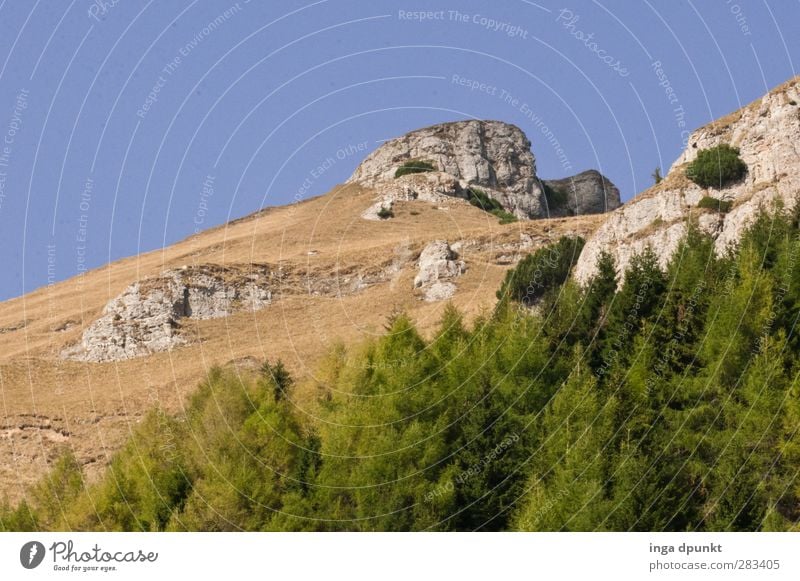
[0,179,602,501]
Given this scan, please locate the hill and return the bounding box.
[0,121,610,502]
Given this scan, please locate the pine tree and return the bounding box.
[515,352,613,530]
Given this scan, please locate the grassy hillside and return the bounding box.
[4,201,800,531]
[0,184,601,501]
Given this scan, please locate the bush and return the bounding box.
[377,206,394,219]
[497,236,585,306]
[697,196,733,213]
[491,209,518,224]
[394,159,435,178]
[686,144,747,188]
[467,187,503,212]
[466,187,516,222]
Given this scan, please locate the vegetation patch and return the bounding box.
[496,236,585,306]
[394,159,435,178]
[466,187,517,224]
[697,196,733,213]
[466,187,503,212]
[377,206,394,219]
[686,144,747,188]
[491,209,518,224]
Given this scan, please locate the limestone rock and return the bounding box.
[350,120,538,198]
[424,282,457,302]
[414,241,465,287]
[361,172,463,220]
[351,120,621,221]
[62,265,273,362]
[574,77,800,285]
[414,241,466,301]
[350,120,545,219]
[542,170,621,216]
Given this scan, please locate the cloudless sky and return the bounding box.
[0,0,797,300]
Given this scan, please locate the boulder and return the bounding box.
[414,241,466,287]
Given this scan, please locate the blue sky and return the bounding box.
[0,0,797,300]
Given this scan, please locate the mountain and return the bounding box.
[3,72,798,505]
[0,120,612,501]
[4,78,800,531]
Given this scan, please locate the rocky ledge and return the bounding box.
[61,264,276,362]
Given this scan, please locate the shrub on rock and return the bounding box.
[394,159,435,178]
[686,144,747,188]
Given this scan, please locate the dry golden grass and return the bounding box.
[701,75,798,137]
[0,183,603,500]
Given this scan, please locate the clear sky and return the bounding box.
[0,0,797,301]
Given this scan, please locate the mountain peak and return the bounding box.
[348,119,620,220]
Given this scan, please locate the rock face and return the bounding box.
[361,172,463,220]
[574,77,800,285]
[350,120,538,200]
[414,240,466,302]
[61,255,417,362]
[63,265,273,362]
[542,170,621,217]
[349,120,620,220]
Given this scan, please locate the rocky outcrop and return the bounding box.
[542,170,621,217]
[574,77,800,285]
[361,172,463,220]
[349,120,620,220]
[61,257,415,362]
[350,120,539,200]
[414,241,466,302]
[62,265,274,362]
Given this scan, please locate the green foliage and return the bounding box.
[652,167,663,185]
[698,196,733,212]
[491,208,518,224]
[394,159,435,178]
[466,187,517,223]
[263,359,293,402]
[7,204,800,532]
[467,187,503,212]
[515,353,614,530]
[686,144,747,188]
[497,236,585,307]
[377,206,394,220]
[0,451,84,531]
